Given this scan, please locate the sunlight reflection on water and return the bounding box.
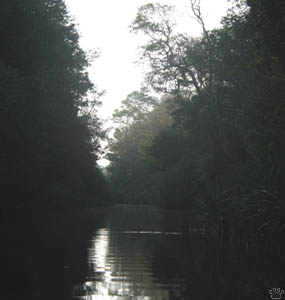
[74,227,185,300]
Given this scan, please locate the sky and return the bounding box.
[65,0,232,165]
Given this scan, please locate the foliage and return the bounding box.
[107,92,174,205]
[0,0,109,211]
[108,0,285,241]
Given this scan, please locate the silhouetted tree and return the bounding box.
[108,0,285,241]
[0,0,108,212]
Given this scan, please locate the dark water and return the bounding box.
[71,206,285,300]
[1,206,284,300]
[73,228,187,300]
[73,206,192,300]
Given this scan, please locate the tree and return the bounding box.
[107,92,174,205]
[129,0,285,237]
[0,0,108,211]
[131,3,206,95]
[112,91,157,126]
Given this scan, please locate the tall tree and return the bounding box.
[107,92,174,205]
[0,0,108,211]
[117,0,285,237]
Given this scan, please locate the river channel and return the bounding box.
[73,205,194,300]
[1,205,283,300]
[70,205,280,300]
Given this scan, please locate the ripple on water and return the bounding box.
[73,227,187,300]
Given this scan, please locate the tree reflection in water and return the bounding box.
[74,227,184,300]
[73,207,285,300]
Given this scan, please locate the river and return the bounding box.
[73,205,194,300]
[70,205,281,300]
[1,205,283,300]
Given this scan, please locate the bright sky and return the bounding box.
[65,0,232,165]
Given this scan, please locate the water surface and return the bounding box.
[73,206,191,300]
[2,206,282,300]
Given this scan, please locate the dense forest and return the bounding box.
[0,2,110,297]
[1,0,285,299]
[107,0,285,242]
[1,0,284,245]
[0,0,109,215]
[1,0,284,239]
